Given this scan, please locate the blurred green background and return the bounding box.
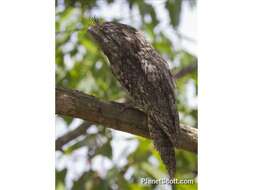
[56,0,197,189]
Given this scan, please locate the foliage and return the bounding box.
[56,0,197,189]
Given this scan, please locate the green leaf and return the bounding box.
[95,141,113,159]
[166,0,183,28]
[64,134,97,154]
[55,169,67,190]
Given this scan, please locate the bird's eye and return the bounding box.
[103,25,110,32]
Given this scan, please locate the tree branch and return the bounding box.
[173,62,197,79]
[56,122,91,151]
[56,87,197,153]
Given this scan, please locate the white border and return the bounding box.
[0,1,55,189]
[199,1,253,189]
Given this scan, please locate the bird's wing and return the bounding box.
[139,50,180,140]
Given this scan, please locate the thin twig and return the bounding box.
[56,122,91,151]
[174,62,197,79]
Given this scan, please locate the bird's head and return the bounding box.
[88,22,147,60]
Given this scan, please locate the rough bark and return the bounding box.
[56,87,197,153]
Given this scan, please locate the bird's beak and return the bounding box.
[88,25,99,38]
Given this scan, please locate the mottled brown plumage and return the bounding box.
[88,22,180,178]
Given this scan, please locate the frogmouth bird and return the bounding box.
[88,21,180,178]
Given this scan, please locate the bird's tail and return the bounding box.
[148,115,176,179]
